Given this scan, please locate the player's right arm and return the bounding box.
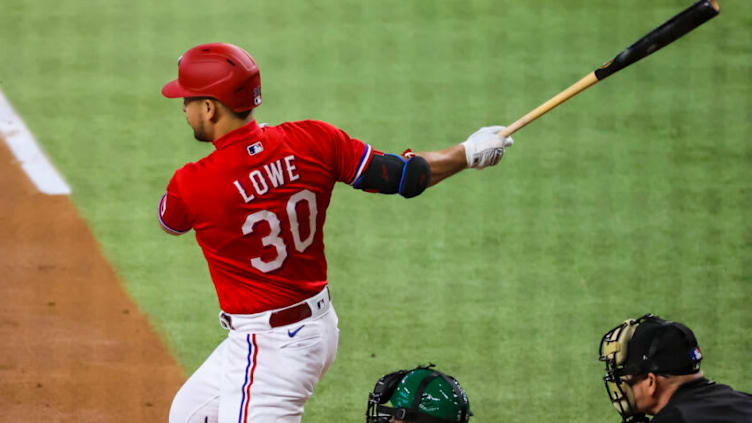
[417,125,514,185]
[313,120,512,199]
[354,125,514,195]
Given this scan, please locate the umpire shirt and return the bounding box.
[651,378,752,423]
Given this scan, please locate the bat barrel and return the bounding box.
[594,0,720,81]
[498,0,720,140]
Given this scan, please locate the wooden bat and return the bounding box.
[499,0,720,138]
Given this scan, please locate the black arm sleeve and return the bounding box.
[354,154,430,198]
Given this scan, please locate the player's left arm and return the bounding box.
[158,173,193,236]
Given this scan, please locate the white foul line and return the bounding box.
[0,89,71,195]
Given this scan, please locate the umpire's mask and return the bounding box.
[599,314,703,423]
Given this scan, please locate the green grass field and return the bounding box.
[2,0,751,421]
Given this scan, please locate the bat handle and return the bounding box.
[497,72,600,138]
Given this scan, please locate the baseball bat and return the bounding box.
[499,0,720,138]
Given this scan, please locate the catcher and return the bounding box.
[366,364,471,423]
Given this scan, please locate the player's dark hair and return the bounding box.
[230,107,252,120]
[186,96,252,120]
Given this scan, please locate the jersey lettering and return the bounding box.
[284,155,300,181]
[250,170,269,195]
[287,190,317,252]
[234,155,299,204]
[234,180,254,203]
[264,161,285,188]
[242,210,286,273]
[241,189,318,273]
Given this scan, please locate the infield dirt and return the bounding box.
[0,139,184,421]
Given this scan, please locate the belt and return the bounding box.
[269,287,332,328]
[219,288,331,330]
[269,302,312,328]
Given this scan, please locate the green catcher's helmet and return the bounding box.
[366,364,471,423]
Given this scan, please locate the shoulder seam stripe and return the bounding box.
[349,144,373,185]
[158,194,190,234]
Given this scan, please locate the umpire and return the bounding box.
[599,314,752,423]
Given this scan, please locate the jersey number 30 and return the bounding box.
[241,189,317,273]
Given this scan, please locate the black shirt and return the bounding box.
[651,378,752,423]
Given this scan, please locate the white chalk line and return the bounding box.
[0,88,71,195]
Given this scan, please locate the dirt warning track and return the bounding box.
[0,139,184,422]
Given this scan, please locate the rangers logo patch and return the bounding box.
[247,141,263,156]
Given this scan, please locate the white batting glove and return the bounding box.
[461,126,514,169]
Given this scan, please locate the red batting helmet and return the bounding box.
[162,43,262,112]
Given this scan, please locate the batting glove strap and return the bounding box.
[461,125,513,169]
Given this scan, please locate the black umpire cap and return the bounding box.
[622,315,703,376]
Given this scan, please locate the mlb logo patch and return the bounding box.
[690,346,702,362]
[247,141,264,156]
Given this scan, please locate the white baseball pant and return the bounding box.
[169,287,339,423]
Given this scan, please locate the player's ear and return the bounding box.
[202,99,219,121]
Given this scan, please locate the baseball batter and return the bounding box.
[158,43,513,423]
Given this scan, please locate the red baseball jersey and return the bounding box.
[159,120,374,314]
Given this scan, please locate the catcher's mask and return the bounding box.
[366,364,471,423]
[599,314,702,423]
